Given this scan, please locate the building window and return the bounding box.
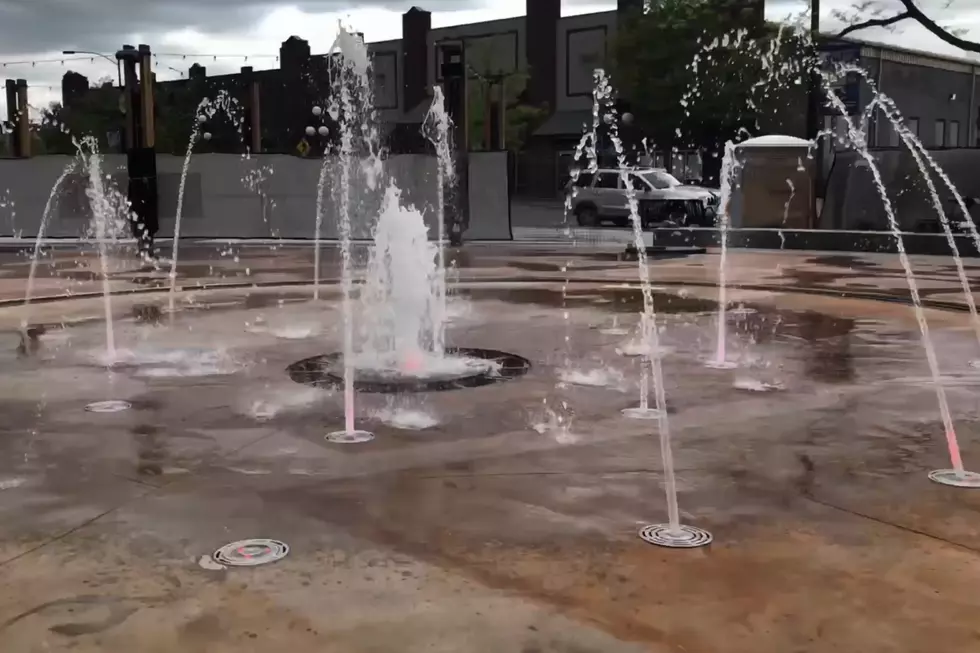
[949,121,960,147]
[907,117,919,138]
[935,119,946,148]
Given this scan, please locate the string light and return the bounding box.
[153,52,279,62]
[13,83,60,90]
[0,55,96,67]
[0,52,279,70]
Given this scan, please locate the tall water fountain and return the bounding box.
[168,91,243,319]
[819,68,980,488]
[319,26,495,443]
[707,140,739,370]
[596,69,712,548]
[76,137,135,413]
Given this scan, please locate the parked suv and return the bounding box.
[566,168,720,228]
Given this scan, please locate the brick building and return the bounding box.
[56,0,980,197]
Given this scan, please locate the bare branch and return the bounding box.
[835,11,910,38]
[895,0,980,53]
[833,0,980,53]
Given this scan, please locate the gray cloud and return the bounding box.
[0,1,493,55]
[0,0,616,57]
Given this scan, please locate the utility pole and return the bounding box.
[4,79,30,158]
[241,66,262,154]
[807,0,822,228]
[440,42,468,247]
[116,44,159,261]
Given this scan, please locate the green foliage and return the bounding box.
[36,86,122,155]
[155,81,203,154]
[465,66,547,152]
[613,0,811,150]
[34,77,241,156]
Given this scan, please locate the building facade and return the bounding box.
[52,0,980,197]
[820,38,980,150]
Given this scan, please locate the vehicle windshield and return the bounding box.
[640,170,682,189]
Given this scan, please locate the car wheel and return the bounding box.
[576,205,598,227]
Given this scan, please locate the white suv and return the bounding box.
[566,168,720,228]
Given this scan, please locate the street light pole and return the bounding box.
[807,0,822,227]
[62,50,123,87]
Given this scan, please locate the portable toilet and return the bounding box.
[729,135,815,229]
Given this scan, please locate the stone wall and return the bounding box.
[822,148,980,231]
[0,152,512,241]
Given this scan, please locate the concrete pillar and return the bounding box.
[117,44,158,257]
[119,45,138,152]
[525,0,559,110]
[4,80,19,157]
[16,79,30,158]
[402,7,431,113]
[61,71,89,109]
[279,36,312,151]
[241,66,262,153]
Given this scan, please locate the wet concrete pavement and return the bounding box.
[3,244,980,651]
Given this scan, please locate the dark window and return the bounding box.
[573,172,595,188]
[595,172,619,189]
[628,175,650,191]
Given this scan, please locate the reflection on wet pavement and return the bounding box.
[2,245,980,652]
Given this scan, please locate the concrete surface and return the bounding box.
[2,243,980,651]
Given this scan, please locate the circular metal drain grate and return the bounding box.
[84,400,132,413]
[928,469,980,488]
[213,539,289,567]
[621,407,663,420]
[638,524,712,549]
[287,347,531,394]
[326,430,375,444]
[704,359,738,370]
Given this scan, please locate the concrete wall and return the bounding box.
[822,148,980,231]
[0,152,512,241]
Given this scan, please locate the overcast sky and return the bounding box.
[1,0,979,117]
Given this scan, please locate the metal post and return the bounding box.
[15,79,30,158]
[138,45,155,148]
[119,45,138,152]
[441,42,468,246]
[808,0,821,227]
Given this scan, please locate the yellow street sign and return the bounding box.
[296,138,310,156]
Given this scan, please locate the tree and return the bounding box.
[613,0,811,182]
[833,0,980,53]
[36,93,122,155]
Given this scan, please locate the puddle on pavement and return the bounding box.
[457,287,719,314]
[806,255,880,269]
